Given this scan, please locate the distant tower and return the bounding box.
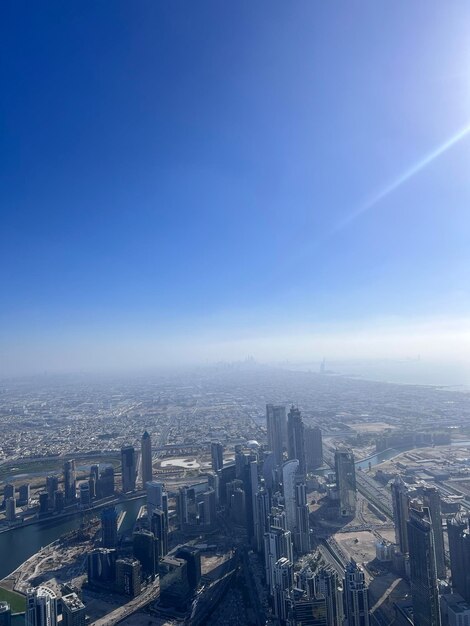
[423,486,446,579]
[391,475,410,554]
[210,441,224,472]
[141,431,153,488]
[26,587,58,626]
[46,476,58,501]
[407,504,441,626]
[343,561,370,626]
[334,447,357,517]
[63,460,76,504]
[287,406,306,478]
[305,426,323,470]
[146,481,168,521]
[121,446,136,493]
[101,506,118,548]
[5,497,16,522]
[266,404,286,467]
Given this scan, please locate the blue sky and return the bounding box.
[2,1,470,374]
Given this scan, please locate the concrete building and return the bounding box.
[121,446,137,493]
[334,447,357,518]
[141,431,153,488]
[5,497,16,522]
[63,460,76,505]
[423,486,446,579]
[305,426,323,470]
[282,459,300,534]
[116,558,142,597]
[391,475,411,554]
[26,587,58,626]
[343,561,370,626]
[101,506,118,548]
[133,529,158,578]
[287,406,306,479]
[266,404,286,467]
[61,593,85,626]
[210,441,224,472]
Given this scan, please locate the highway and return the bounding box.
[89,579,161,626]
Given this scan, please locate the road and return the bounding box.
[89,580,161,626]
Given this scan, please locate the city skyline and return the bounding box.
[2,2,470,377]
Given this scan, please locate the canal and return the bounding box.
[0,497,145,580]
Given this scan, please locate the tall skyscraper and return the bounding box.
[61,593,85,626]
[46,476,58,502]
[133,529,158,578]
[343,561,370,626]
[447,514,470,602]
[210,441,224,472]
[423,486,446,579]
[264,526,294,594]
[273,557,293,623]
[407,504,441,626]
[305,426,323,470]
[315,565,344,626]
[5,497,16,522]
[121,446,137,493]
[287,406,306,478]
[334,447,356,517]
[151,508,169,558]
[294,482,310,555]
[282,459,300,534]
[101,506,118,548]
[63,460,76,505]
[391,475,410,554]
[116,558,142,597]
[146,480,168,521]
[141,431,153,488]
[26,587,58,626]
[266,404,286,467]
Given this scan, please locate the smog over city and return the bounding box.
[2,3,470,626]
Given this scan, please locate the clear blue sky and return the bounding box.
[2,1,470,374]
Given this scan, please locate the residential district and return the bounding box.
[1,365,470,626]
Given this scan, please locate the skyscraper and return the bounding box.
[210,441,224,472]
[116,558,142,597]
[305,426,323,470]
[63,460,76,505]
[141,431,153,488]
[423,486,446,579]
[26,587,58,626]
[46,476,58,502]
[287,406,306,478]
[146,480,168,521]
[133,529,158,578]
[447,514,470,602]
[101,506,118,548]
[391,475,410,554]
[61,594,85,626]
[315,565,344,626]
[266,404,286,467]
[264,526,294,593]
[121,446,137,493]
[343,561,370,626]
[294,482,310,555]
[334,447,356,518]
[407,504,441,626]
[282,459,300,534]
[273,557,293,623]
[151,508,169,558]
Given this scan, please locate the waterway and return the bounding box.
[0,497,145,580]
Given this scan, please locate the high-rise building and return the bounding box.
[210,441,224,472]
[287,406,306,478]
[447,514,470,602]
[2,484,14,504]
[116,558,142,597]
[334,447,356,518]
[26,587,58,626]
[5,497,16,522]
[266,404,286,467]
[54,490,64,513]
[264,526,294,593]
[343,560,370,626]
[38,493,49,514]
[61,593,85,626]
[146,481,168,521]
[133,529,158,578]
[287,589,328,626]
[282,459,299,534]
[407,504,441,626]
[294,482,310,555]
[305,426,323,470]
[121,446,137,493]
[315,565,344,626]
[79,482,91,507]
[141,431,153,488]
[101,506,118,548]
[423,486,446,579]
[255,488,271,553]
[96,466,115,498]
[18,483,30,506]
[273,557,293,623]
[63,460,76,505]
[46,476,58,502]
[175,546,202,592]
[391,475,410,554]
[151,509,169,558]
[0,602,11,626]
[87,548,117,585]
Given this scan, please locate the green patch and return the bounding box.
[0,586,26,613]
